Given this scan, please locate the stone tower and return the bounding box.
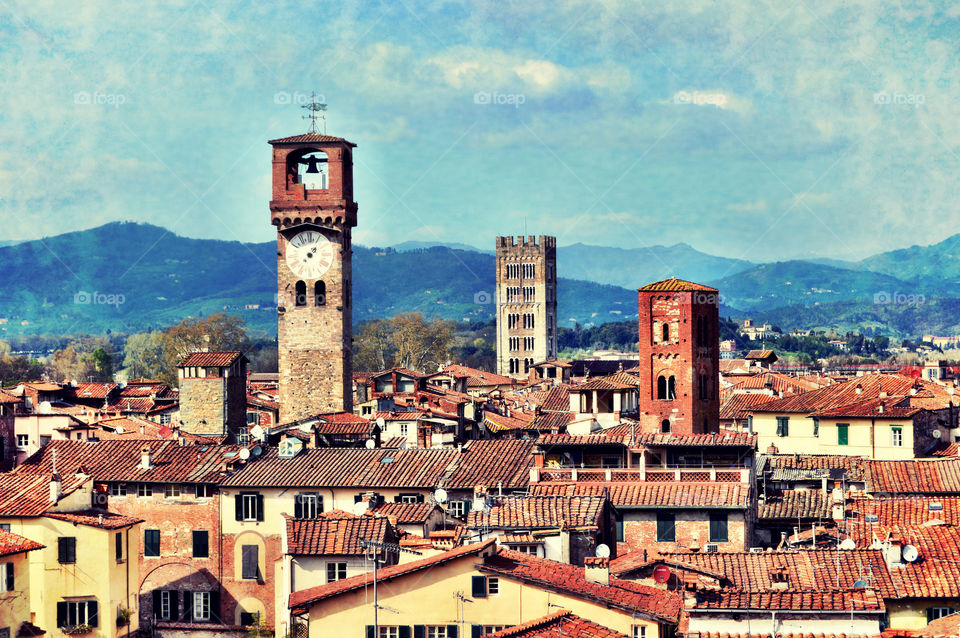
[269,132,357,422]
[495,236,558,379]
[636,278,720,435]
[177,351,247,439]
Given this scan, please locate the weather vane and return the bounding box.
[302,92,327,134]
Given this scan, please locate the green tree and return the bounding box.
[157,313,250,385]
[122,331,166,380]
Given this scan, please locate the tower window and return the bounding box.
[661,323,670,343]
[295,281,307,307]
[314,281,326,306]
[668,376,676,399]
[294,150,329,190]
[661,419,671,433]
[657,376,667,400]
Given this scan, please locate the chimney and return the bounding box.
[855,384,863,395]
[878,402,885,414]
[584,556,609,585]
[884,533,904,567]
[140,445,153,470]
[49,473,62,502]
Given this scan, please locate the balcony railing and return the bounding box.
[529,466,750,484]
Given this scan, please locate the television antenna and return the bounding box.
[302,93,327,134]
[361,539,423,638]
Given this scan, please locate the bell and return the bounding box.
[305,158,320,174]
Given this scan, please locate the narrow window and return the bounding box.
[838,423,849,446]
[656,512,675,542]
[295,280,307,307]
[314,281,326,306]
[709,512,728,543]
[326,561,347,582]
[667,376,676,400]
[58,537,76,564]
[145,529,160,556]
[776,416,789,437]
[661,419,671,434]
[657,376,667,400]
[891,426,903,447]
[241,545,259,580]
[193,531,209,558]
[662,323,670,343]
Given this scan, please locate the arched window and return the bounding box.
[667,376,676,400]
[295,281,307,307]
[661,419,671,434]
[661,323,670,343]
[657,375,667,400]
[524,358,531,374]
[314,281,326,306]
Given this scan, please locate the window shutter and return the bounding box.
[210,589,220,621]
[417,494,425,503]
[366,627,375,638]
[170,591,179,621]
[394,495,401,503]
[235,494,243,521]
[472,575,487,598]
[58,537,67,563]
[399,626,411,638]
[152,590,161,619]
[447,625,459,638]
[57,601,67,627]
[318,494,324,513]
[242,545,259,580]
[414,626,426,638]
[471,626,482,638]
[4,562,12,592]
[87,599,99,627]
[183,591,193,621]
[294,494,303,519]
[256,494,265,521]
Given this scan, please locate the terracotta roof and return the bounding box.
[930,441,960,457]
[437,364,515,387]
[467,495,606,530]
[530,385,572,412]
[443,439,535,490]
[16,440,243,484]
[0,472,87,516]
[536,434,629,447]
[178,350,243,367]
[751,375,954,415]
[528,412,574,432]
[484,611,629,638]
[501,533,543,545]
[638,278,717,293]
[369,502,437,524]
[573,373,638,392]
[759,454,870,482]
[479,548,681,622]
[0,389,20,403]
[719,393,780,420]
[45,509,142,529]
[530,482,751,509]
[631,432,758,448]
[289,539,497,608]
[916,611,960,637]
[66,382,118,399]
[269,132,355,145]
[688,589,884,612]
[0,528,44,557]
[811,396,922,419]
[846,495,960,527]
[868,458,960,494]
[286,515,390,556]
[758,490,833,520]
[745,350,777,360]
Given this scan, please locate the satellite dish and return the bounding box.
[38,401,52,414]
[434,488,448,504]
[365,439,376,450]
[652,564,671,584]
[595,544,610,558]
[902,545,920,562]
[238,448,251,460]
[472,498,486,513]
[839,538,857,550]
[853,579,869,589]
[251,445,263,457]
[376,417,386,428]
[933,430,942,439]
[353,501,369,516]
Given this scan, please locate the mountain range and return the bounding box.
[1,221,958,339]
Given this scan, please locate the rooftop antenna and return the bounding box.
[361,539,422,638]
[302,93,327,134]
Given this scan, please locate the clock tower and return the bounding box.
[269,131,357,422]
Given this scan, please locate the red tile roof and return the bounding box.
[289,539,497,608]
[846,495,960,527]
[0,528,44,557]
[45,509,142,529]
[751,375,954,415]
[758,489,833,520]
[369,502,437,524]
[535,385,572,412]
[16,440,243,484]
[269,132,355,145]
[638,278,717,292]
[0,472,87,516]
[688,589,884,612]
[811,396,922,419]
[443,439,535,490]
[479,548,681,622]
[0,389,20,403]
[724,372,821,396]
[437,364,515,387]
[286,515,390,556]
[467,495,606,530]
[530,482,751,509]
[573,373,638,392]
[631,432,758,448]
[484,611,629,638]
[66,382,118,399]
[178,350,243,367]
[719,393,780,420]
[868,458,960,494]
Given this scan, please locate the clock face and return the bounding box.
[286,230,335,279]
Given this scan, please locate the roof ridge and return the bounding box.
[484,610,572,638]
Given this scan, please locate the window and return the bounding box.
[145,529,160,556]
[110,483,127,496]
[509,337,519,351]
[927,607,957,623]
[1,561,13,592]
[193,531,209,558]
[776,417,789,437]
[315,281,326,306]
[400,423,408,436]
[486,576,499,595]
[56,600,98,628]
[240,611,261,626]
[667,376,676,399]
[377,628,399,638]
[58,537,76,564]
[838,423,849,446]
[524,337,534,351]
[699,373,708,400]
[327,562,347,583]
[484,628,508,635]
[246,411,258,425]
[115,532,123,562]
[427,627,447,638]
[472,575,490,598]
[295,280,307,306]
[193,591,211,621]
[709,512,728,543]
[137,483,152,498]
[523,286,535,302]
[632,627,647,638]
[157,590,172,620]
[160,413,171,425]
[657,376,667,399]
[656,513,675,542]
[891,426,903,447]
[449,500,468,519]
[812,417,820,437]
[241,544,259,580]
[236,492,264,521]
[295,493,323,519]
[196,484,211,498]
[511,544,539,555]
[616,517,624,542]
[164,484,180,499]
[661,323,670,342]
[398,493,424,503]
[16,434,28,448]
[0,524,9,531]
[661,419,671,434]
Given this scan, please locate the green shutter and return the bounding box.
[57,601,67,626]
[471,626,482,638]
[414,626,426,638]
[399,626,411,638]
[367,627,375,638]
[447,625,459,638]
[87,599,99,627]
[235,494,243,520]
[472,575,487,598]
[838,424,849,446]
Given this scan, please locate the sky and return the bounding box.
[2,0,960,262]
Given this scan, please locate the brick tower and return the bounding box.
[177,351,247,439]
[496,236,558,379]
[269,132,357,422]
[636,278,719,435]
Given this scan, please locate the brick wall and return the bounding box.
[622,509,747,554]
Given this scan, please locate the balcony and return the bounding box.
[529,466,751,484]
